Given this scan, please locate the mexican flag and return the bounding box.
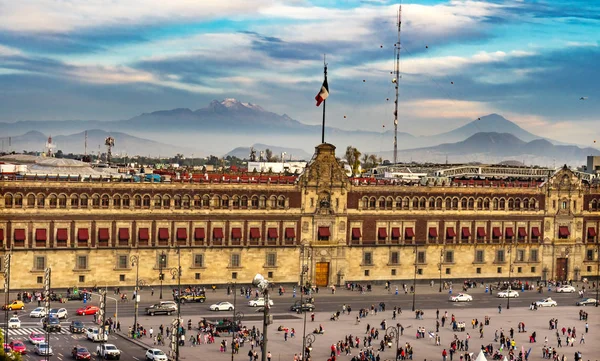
[315,78,329,107]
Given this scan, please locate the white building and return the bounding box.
[247,161,307,174]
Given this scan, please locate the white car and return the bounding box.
[209,302,234,311]
[536,298,558,307]
[49,307,68,319]
[497,290,520,298]
[87,327,107,342]
[146,348,168,361]
[8,317,21,329]
[556,285,576,293]
[248,298,274,307]
[34,342,53,356]
[449,293,473,302]
[29,307,47,318]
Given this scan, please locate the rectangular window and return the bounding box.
[417,251,426,264]
[496,250,505,263]
[195,273,201,280]
[76,255,88,270]
[117,255,128,269]
[34,256,46,271]
[364,270,370,276]
[445,268,451,275]
[194,254,204,268]
[586,249,594,261]
[517,266,522,273]
[391,269,397,276]
[530,249,539,262]
[119,274,125,282]
[231,272,238,280]
[476,267,481,274]
[79,275,85,283]
[516,249,525,262]
[417,268,423,275]
[390,251,399,265]
[531,267,536,273]
[497,267,502,274]
[37,276,43,284]
[587,266,592,272]
[475,250,485,263]
[444,251,454,263]
[231,253,241,268]
[267,271,273,278]
[266,253,277,267]
[363,252,373,266]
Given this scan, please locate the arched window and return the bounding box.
[499,198,505,209]
[58,194,67,208]
[591,199,597,211]
[134,195,142,208]
[222,195,230,208]
[477,198,483,210]
[379,197,386,209]
[28,194,36,208]
[113,195,121,208]
[251,196,259,209]
[101,194,110,208]
[4,194,12,208]
[174,195,182,209]
[240,195,248,208]
[78,194,88,208]
[403,197,410,210]
[154,195,162,208]
[508,198,514,210]
[530,199,536,210]
[48,194,58,208]
[413,198,419,209]
[515,198,521,209]
[523,198,529,210]
[419,198,426,209]
[461,198,467,209]
[493,199,499,210]
[37,194,46,208]
[452,198,459,209]
[362,197,369,209]
[395,197,402,209]
[386,197,393,209]
[269,196,277,208]
[143,195,151,208]
[436,198,443,209]
[468,198,474,210]
[445,198,452,209]
[162,195,171,208]
[182,195,191,209]
[429,198,435,209]
[122,194,130,207]
[369,197,376,209]
[277,196,286,208]
[483,198,490,210]
[91,194,100,208]
[259,195,267,208]
[14,193,23,208]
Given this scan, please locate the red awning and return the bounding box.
[98,228,110,241]
[0,229,3,241]
[268,228,278,239]
[531,227,540,237]
[78,228,89,241]
[119,228,129,241]
[194,228,205,240]
[505,227,514,238]
[559,226,570,237]
[461,227,471,238]
[318,227,330,237]
[213,228,224,239]
[378,228,388,239]
[176,228,187,240]
[477,227,486,237]
[405,227,414,238]
[588,227,597,237]
[518,227,527,237]
[138,228,149,241]
[36,229,47,241]
[492,227,502,238]
[14,229,25,241]
[447,228,456,238]
[285,227,295,239]
[352,228,362,239]
[158,228,169,240]
[250,227,260,239]
[231,228,242,239]
[391,227,401,239]
[56,228,68,242]
[428,227,438,238]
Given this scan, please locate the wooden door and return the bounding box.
[315,262,330,287]
[556,258,568,281]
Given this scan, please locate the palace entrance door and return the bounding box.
[555,258,568,281]
[315,262,330,287]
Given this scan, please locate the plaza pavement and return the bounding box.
[116,298,600,361]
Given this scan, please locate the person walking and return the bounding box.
[442,348,448,361]
[498,305,502,314]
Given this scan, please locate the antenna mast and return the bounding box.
[393,5,402,164]
[84,130,88,155]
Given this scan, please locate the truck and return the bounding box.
[96,343,121,360]
[176,292,206,304]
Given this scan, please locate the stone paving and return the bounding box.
[117,303,600,361]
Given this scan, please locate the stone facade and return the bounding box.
[1,143,600,289]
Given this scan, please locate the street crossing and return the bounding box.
[4,327,71,336]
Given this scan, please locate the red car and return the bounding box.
[72,346,91,360]
[76,306,99,315]
[9,340,26,354]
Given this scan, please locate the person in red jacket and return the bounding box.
[442,348,448,361]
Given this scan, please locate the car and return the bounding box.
[87,327,107,342]
[72,346,92,360]
[556,285,576,293]
[34,342,53,356]
[449,293,473,302]
[96,343,121,360]
[8,317,21,329]
[49,307,68,319]
[42,317,61,332]
[2,300,25,311]
[536,298,558,307]
[9,340,27,354]
[76,306,99,315]
[28,332,45,345]
[176,292,206,304]
[70,320,86,333]
[146,348,168,361]
[145,302,177,316]
[248,298,274,307]
[576,298,598,306]
[290,302,315,312]
[209,301,234,311]
[497,290,520,298]
[29,307,47,318]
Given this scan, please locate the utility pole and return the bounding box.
[507,244,512,310]
[159,252,165,300]
[169,248,182,361]
[392,5,402,165]
[44,268,51,361]
[3,254,11,346]
[412,244,417,312]
[130,255,140,338]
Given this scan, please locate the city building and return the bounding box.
[1,143,599,289]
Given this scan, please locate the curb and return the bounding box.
[114,331,152,351]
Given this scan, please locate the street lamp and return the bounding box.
[303,333,315,360]
[299,244,310,359]
[229,282,244,361]
[169,248,182,361]
[159,251,166,300]
[3,254,11,346]
[438,249,444,293]
[386,324,401,360]
[507,245,513,310]
[252,273,270,361]
[412,244,417,312]
[130,255,140,337]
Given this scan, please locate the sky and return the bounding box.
[0,0,598,144]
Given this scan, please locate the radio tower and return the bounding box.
[45,136,56,157]
[392,5,402,165]
[105,137,115,164]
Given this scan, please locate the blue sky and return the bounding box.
[0,0,598,144]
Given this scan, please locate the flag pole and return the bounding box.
[321,55,327,144]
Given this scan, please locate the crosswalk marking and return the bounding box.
[4,327,72,336]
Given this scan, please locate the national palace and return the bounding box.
[1,143,599,290]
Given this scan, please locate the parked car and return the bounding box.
[72,346,92,360]
[70,320,86,333]
[556,285,576,293]
[248,298,274,307]
[29,307,46,318]
[535,298,558,307]
[449,293,473,302]
[209,302,234,311]
[8,340,27,354]
[145,348,168,361]
[497,290,520,298]
[76,306,99,315]
[49,307,68,319]
[576,298,598,306]
[8,317,21,329]
[28,332,45,345]
[34,342,53,356]
[2,300,25,311]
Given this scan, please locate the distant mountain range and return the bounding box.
[226,144,312,160]
[0,99,593,165]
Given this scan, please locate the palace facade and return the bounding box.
[1,143,599,290]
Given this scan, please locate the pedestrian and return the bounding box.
[151,287,154,296]
[498,305,502,314]
[442,348,448,361]
[149,327,153,338]
[267,351,272,361]
[580,334,585,344]
[585,322,588,333]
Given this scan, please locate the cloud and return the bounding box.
[0,44,21,56]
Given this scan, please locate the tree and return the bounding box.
[265,149,275,162]
[55,149,64,158]
[344,146,361,176]
[361,154,382,170]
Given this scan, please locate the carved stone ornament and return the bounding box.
[545,221,551,232]
[302,221,309,232]
[338,221,346,231]
[576,221,582,231]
